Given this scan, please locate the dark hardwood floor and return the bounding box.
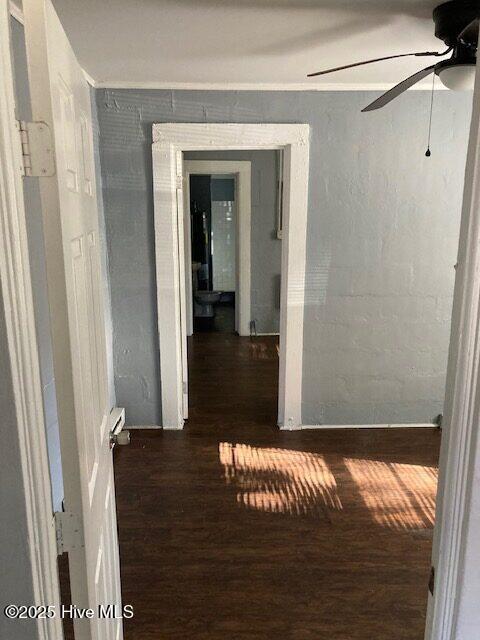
[112,333,441,640]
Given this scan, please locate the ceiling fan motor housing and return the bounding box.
[433,0,479,48]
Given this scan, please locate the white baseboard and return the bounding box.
[255,332,280,336]
[128,421,185,430]
[280,422,438,431]
[130,422,437,431]
[127,425,162,430]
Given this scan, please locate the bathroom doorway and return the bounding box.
[184,153,283,337]
[183,160,252,337]
[189,173,233,332]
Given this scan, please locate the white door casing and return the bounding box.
[183,160,252,338]
[176,151,189,419]
[152,123,309,430]
[0,3,61,638]
[23,2,123,639]
[425,61,480,640]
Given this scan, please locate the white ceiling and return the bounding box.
[51,0,445,89]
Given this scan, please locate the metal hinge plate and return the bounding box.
[16,120,55,177]
[182,381,187,394]
[54,511,84,556]
[429,566,435,595]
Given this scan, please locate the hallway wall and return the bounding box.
[94,88,471,426]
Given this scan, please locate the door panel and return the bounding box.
[23,1,123,638]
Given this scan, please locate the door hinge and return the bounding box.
[176,174,184,189]
[54,511,84,556]
[182,381,187,394]
[16,120,55,177]
[429,566,435,595]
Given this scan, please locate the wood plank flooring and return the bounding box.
[113,333,441,640]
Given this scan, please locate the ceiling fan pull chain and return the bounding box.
[425,72,436,157]
[415,46,453,58]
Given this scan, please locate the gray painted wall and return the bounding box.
[94,88,471,426]
[11,17,63,510]
[185,150,281,334]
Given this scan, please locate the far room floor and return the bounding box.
[112,333,440,640]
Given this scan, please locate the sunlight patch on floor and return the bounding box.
[343,457,437,531]
[219,442,342,516]
[219,443,438,530]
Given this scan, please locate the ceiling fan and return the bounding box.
[307,0,479,112]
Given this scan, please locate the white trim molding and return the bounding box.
[152,123,309,430]
[183,160,251,337]
[256,332,280,336]
[93,80,445,92]
[0,2,61,637]
[292,423,438,431]
[425,60,480,640]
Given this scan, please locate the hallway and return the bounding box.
[113,334,440,640]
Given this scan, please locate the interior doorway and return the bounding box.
[183,160,252,337]
[189,172,239,333]
[182,155,282,425]
[152,123,310,430]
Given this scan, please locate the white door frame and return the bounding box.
[183,160,251,337]
[152,123,310,430]
[425,63,480,640]
[0,2,61,638]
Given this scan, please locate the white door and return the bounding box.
[23,2,123,639]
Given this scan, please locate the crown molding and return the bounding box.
[92,79,442,92]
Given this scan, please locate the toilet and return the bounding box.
[194,290,222,318]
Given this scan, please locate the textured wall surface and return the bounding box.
[185,150,281,334]
[95,88,471,426]
[11,17,63,509]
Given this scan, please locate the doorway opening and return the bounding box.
[152,123,310,430]
[189,173,236,334]
[183,159,253,337]
[183,154,282,426]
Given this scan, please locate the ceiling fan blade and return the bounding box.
[458,18,479,45]
[361,65,436,112]
[307,51,447,78]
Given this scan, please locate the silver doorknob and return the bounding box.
[110,429,130,448]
